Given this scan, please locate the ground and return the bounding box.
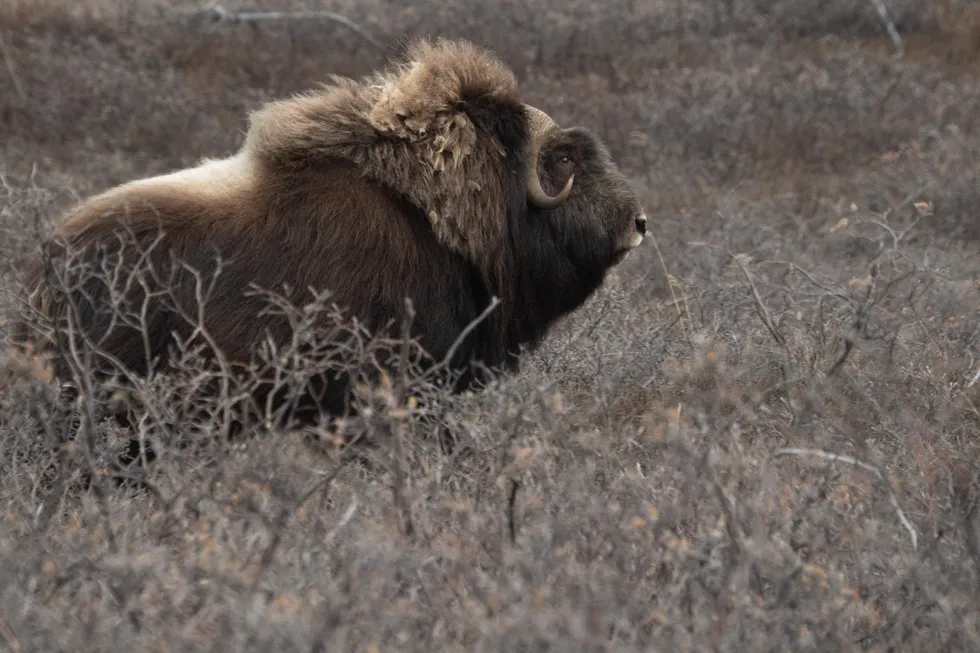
[1,0,980,651]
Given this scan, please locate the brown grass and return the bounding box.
[2,0,980,651]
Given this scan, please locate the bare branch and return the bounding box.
[774,447,918,550]
[730,251,798,418]
[649,225,693,341]
[730,252,786,350]
[422,295,502,384]
[967,365,980,389]
[0,31,26,103]
[507,478,519,544]
[391,298,416,540]
[0,612,22,653]
[193,2,386,51]
[868,0,904,56]
[323,496,359,545]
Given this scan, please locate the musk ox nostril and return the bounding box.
[634,215,647,235]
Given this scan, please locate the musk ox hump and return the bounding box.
[243,38,529,268]
[367,39,517,147]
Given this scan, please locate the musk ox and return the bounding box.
[14,38,647,427]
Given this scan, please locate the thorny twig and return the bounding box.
[774,447,918,550]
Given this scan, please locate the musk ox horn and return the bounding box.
[524,105,574,210]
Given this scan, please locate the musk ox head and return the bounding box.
[14,37,647,427]
[522,104,647,266]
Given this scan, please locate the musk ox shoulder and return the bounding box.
[14,37,647,423]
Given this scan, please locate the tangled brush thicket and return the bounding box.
[2,0,980,651]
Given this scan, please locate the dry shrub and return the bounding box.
[2,1,980,651]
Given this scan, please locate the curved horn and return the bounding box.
[524,106,574,210]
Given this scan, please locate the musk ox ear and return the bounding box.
[367,38,520,172]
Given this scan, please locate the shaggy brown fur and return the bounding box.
[245,38,523,268]
[14,37,647,426]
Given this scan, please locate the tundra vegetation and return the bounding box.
[1,0,980,651]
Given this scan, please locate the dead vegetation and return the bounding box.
[1,0,980,651]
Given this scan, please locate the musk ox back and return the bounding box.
[14,38,647,426]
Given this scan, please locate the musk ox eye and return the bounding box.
[559,155,571,164]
